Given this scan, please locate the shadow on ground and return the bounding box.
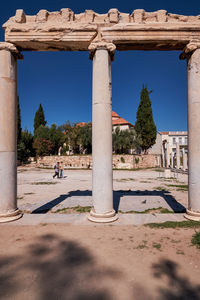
[132,259,200,300]
[0,236,200,300]
[32,190,185,214]
[0,233,120,300]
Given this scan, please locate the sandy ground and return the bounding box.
[0,224,200,300]
[1,167,200,299]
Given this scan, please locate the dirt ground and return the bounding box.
[1,167,199,299]
[0,224,200,300]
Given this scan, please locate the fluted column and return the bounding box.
[88,41,118,223]
[0,43,23,222]
[185,47,200,221]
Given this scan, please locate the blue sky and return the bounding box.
[1,0,200,133]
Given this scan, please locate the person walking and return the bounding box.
[53,162,59,179]
[60,161,64,178]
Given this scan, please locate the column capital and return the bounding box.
[0,42,23,60]
[180,42,200,60]
[88,41,116,61]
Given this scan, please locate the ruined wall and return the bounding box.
[34,154,161,169]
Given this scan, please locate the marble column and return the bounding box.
[182,148,188,171]
[166,142,170,168]
[162,143,165,167]
[176,143,180,169]
[185,48,200,221]
[170,152,174,168]
[0,43,23,222]
[88,42,118,223]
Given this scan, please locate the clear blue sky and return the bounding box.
[1,0,200,133]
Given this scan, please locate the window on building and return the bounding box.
[185,137,188,144]
[179,137,182,144]
[173,137,176,144]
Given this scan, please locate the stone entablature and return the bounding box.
[3,9,200,51]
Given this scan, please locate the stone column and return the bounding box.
[166,142,170,168]
[162,142,165,167]
[182,148,188,171]
[0,43,23,223]
[170,152,174,168]
[176,143,180,169]
[185,47,200,221]
[88,41,118,223]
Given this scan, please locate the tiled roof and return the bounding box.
[112,114,134,127]
[76,122,87,127]
[160,132,169,134]
[160,131,188,135]
[112,111,120,118]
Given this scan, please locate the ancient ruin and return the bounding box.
[0,8,200,222]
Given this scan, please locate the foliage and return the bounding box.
[33,124,64,156]
[135,85,157,151]
[145,220,200,229]
[62,121,92,154]
[120,157,125,163]
[33,137,54,156]
[191,232,200,249]
[17,95,22,144]
[17,130,35,162]
[34,104,46,135]
[112,127,138,154]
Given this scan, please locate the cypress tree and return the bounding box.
[135,85,157,152]
[34,104,46,135]
[17,95,22,144]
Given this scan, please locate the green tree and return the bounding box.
[134,85,157,152]
[17,95,22,144]
[113,127,137,154]
[78,123,92,154]
[33,124,64,156]
[34,104,46,135]
[17,130,35,162]
[62,122,92,154]
[33,137,54,156]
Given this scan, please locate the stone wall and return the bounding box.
[35,154,161,169]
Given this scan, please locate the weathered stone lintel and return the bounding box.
[3,8,200,27]
[88,42,116,60]
[0,42,23,59]
[180,42,200,60]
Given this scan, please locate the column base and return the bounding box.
[0,209,22,223]
[184,209,200,221]
[88,209,118,223]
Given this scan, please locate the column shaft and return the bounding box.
[176,143,180,169]
[185,48,200,220]
[170,152,174,168]
[0,49,21,222]
[89,48,117,222]
[166,142,170,167]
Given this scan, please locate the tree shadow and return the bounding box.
[32,189,185,214]
[152,259,200,300]
[0,234,121,299]
[132,259,200,300]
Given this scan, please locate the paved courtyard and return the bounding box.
[16,167,188,224]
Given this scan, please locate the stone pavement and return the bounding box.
[2,212,186,226]
[14,168,189,226]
